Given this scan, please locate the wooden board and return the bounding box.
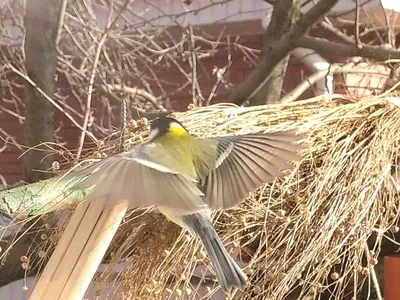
[30,200,128,300]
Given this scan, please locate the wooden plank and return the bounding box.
[30,200,128,300]
[384,254,400,300]
[43,200,106,299]
[58,202,128,300]
[29,202,91,300]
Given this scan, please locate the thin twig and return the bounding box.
[280,63,390,103]
[119,96,127,153]
[76,0,132,159]
[364,243,383,300]
[100,84,162,109]
[189,26,198,106]
[320,20,355,44]
[355,0,362,50]
[75,33,108,160]
[380,0,396,47]
[55,0,68,47]
[7,64,98,143]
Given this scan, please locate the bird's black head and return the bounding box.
[148,117,188,141]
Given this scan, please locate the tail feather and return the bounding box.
[182,213,247,292]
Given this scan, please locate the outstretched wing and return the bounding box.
[66,145,206,214]
[198,131,304,209]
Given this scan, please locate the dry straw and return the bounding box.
[30,94,400,299]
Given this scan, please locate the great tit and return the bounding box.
[68,116,303,292]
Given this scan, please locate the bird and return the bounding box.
[66,116,304,292]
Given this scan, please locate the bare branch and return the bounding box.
[99,83,163,109]
[8,64,98,142]
[76,33,108,160]
[229,0,339,105]
[55,0,68,46]
[296,35,400,61]
[355,0,362,50]
[280,63,390,103]
[319,20,355,44]
[97,84,171,120]
[364,243,383,300]
[380,1,396,47]
[327,0,376,18]
[248,0,299,106]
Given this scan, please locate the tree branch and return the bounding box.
[355,0,362,50]
[280,64,390,103]
[55,0,68,46]
[228,0,339,105]
[75,32,108,161]
[248,0,298,106]
[96,84,171,120]
[319,20,355,44]
[296,35,400,61]
[24,0,63,183]
[8,64,98,143]
[100,84,164,109]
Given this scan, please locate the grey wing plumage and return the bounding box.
[199,131,304,209]
[66,146,206,213]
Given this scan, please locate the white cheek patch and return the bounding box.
[148,128,160,141]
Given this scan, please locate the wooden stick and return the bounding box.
[44,199,106,299]
[58,202,127,300]
[30,202,91,300]
[30,200,128,300]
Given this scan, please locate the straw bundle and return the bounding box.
[32,95,400,299]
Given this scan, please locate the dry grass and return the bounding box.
[20,94,400,299]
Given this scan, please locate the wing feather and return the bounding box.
[198,131,304,209]
[66,146,206,213]
[223,152,248,201]
[229,139,293,176]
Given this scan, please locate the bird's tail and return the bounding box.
[182,213,247,292]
